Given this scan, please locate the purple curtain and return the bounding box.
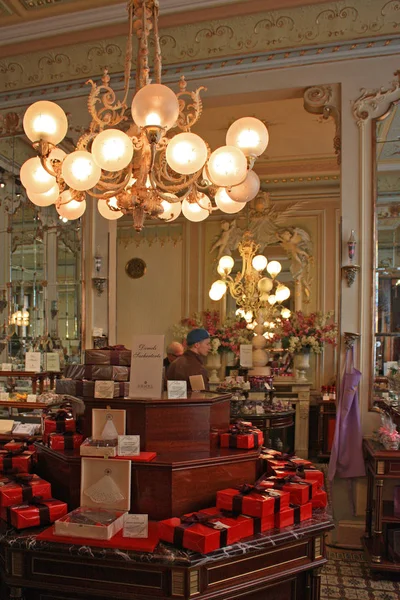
[328,349,365,480]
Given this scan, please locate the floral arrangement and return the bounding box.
[172,310,252,356]
[273,310,337,354]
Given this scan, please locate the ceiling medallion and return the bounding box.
[20,0,268,231]
[125,257,147,279]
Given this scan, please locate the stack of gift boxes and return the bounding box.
[0,443,68,529]
[158,445,328,553]
[55,345,131,400]
[43,405,84,451]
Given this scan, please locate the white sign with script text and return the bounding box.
[129,335,164,399]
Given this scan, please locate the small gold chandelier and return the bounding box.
[19,1,269,231]
[209,231,291,323]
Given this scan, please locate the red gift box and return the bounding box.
[220,428,264,449]
[114,452,156,462]
[275,507,294,528]
[312,489,328,509]
[197,507,254,543]
[216,486,289,518]
[3,442,24,452]
[0,474,51,507]
[261,477,315,505]
[0,450,33,474]
[43,409,76,436]
[295,467,324,488]
[290,502,313,524]
[48,432,84,451]
[3,498,68,529]
[159,508,249,553]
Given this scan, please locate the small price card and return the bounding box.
[123,514,148,538]
[117,435,140,456]
[25,352,41,372]
[0,392,9,401]
[167,380,187,399]
[1,363,12,371]
[46,353,60,372]
[240,345,253,368]
[26,394,37,403]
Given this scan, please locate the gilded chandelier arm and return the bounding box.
[176,77,207,132]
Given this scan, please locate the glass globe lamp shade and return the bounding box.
[226,117,269,157]
[215,187,244,214]
[266,260,282,278]
[23,100,68,145]
[206,146,247,187]
[166,132,208,175]
[56,191,86,220]
[275,285,290,302]
[217,264,225,276]
[27,183,59,207]
[45,148,66,172]
[257,277,273,293]
[252,254,267,271]
[218,255,234,273]
[20,157,56,194]
[281,308,291,319]
[260,292,271,302]
[97,198,123,220]
[131,83,179,130]
[201,166,213,186]
[267,295,277,306]
[91,129,133,172]
[227,170,260,203]
[209,280,227,301]
[244,311,253,323]
[182,195,210,222]
[159,195,182,222]
[62,150,101,191]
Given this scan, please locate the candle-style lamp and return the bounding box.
[342,229,360,287]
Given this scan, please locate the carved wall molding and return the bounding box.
[352,70,400,126]
[1,0,400,95]
[117,223,183,249]
[303,85,341,165]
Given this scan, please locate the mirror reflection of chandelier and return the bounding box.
[209,231,291,324]
[19,0,269,231]
[10,307,29,327]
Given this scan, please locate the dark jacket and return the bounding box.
[166,350,209,390]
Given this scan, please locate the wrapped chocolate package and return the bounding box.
[91,365,130,382]
[0,474,52,507]
[85,346,131,366]
[49,432,84,451]
[55,379,95,397]
[94,381,121,399]
[3,497,68,529]
[80,438,118,457]
[64,364,93,380]
[55,507,125,540]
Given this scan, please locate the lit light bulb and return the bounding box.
[166,132,208,175]
[257,277,273,293]
[62,150,101,191]
[23,100,68,145]
[182,195,211,222]
[226,117,269,157]
[218,255,234,273]
[209,280,227,301]
[236,308,245,317]
[20,157,56,194]
[252,254,267,271]
[227,170,260,203]
[268,295,277,305]
[91,129,133,172]
[207,146,247,187]
[97,197,124,220]
[27,183,59,207]
[131,83,180,130]
[56,190,86,220]
[281,308,291,319]
[214,187,244,214]
[275,285,290,302]
[159,194,182,221]
[266,260,282,278]
[244,311,253,323]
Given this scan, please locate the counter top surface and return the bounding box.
[0,510,333,568]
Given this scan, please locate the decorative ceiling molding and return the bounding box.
[353,70,400,126]
[1,0,400,94]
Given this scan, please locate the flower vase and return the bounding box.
[293,349,310,382]
[206,353,221,384]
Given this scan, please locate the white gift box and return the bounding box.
[54,457,131,540]
[92,408,126,438]
[79,438,118,458]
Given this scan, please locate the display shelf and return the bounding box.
[382,500,400,523]
[363,536,400,573]
[0,401,47,409]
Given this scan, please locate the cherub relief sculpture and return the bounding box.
[210,192,313,302]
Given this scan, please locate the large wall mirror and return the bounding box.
[372,99,400,408]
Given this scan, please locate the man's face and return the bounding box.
[196,338,211,357]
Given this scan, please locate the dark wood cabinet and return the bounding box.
[363,437,400,573]
[316,399,336,459]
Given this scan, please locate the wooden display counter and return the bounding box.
[0,511,333,600]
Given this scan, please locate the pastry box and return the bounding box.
[54,457,131,540]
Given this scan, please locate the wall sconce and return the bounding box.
[94,249,102,274]
[342,229,360,287]
[92,277,107,296]
[50,300,58,319]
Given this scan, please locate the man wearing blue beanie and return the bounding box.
[166,328,210,390]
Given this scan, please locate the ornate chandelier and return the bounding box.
[19,1,269,231]
[209,231,291,327]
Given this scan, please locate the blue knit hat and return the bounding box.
[187,328,210,346]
